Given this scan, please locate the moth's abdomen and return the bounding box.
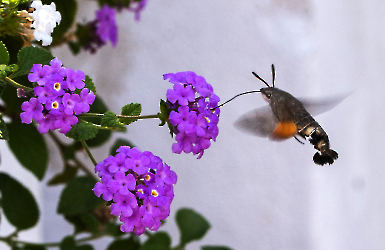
[296,118,338,165]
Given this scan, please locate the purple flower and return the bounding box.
[93,146,177,235]
[129,0,148,21]
[163,71,220,158]
[20,57,95,134]
[96,5,118,47]
[65,68,85,91]
[20,98,44,124]
[28,64,52,85]
[62,93,80,115]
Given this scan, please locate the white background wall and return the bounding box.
[2,0,385,249]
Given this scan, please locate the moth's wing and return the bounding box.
[234,105,279,138]
[298,92,351,116]
[235,105,298,141]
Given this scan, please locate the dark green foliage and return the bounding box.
[140,232,171,250]
[0,173,39,230]
[176,208,211,247]
[12,46,54,78]
[57,176,103,215]
[6,122,48,180]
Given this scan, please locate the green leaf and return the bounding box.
[106,222,125,237]
[201,246,233,250]
[65,123,99,141]
[76,245,94,250]
[13,46,54,78]
[84,75,96,94]
[159,99,174,136]
[109,138,135,156]
[120,103,142,125]
[60,236,76,250]
[79,213,99,234]
[176,208,211,247]
[47,163,78,186]
[68,41,81,55]
[101,111,126,131]
[0,113,9,140]
[107,237,140,250]
[0,41,9,64]
[0,173,39,230]
[140,232,171,250]
[57,176,103,216]
[81,96,111,147]
[6,122,48,180]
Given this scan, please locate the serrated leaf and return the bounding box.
[47,163,78,185]
[65,123,99,141]
[57,176,103,216]
[107,237,140,250]
[101,111,126,130]
[84,75,96,94]
[176,208,211,247]
[0,41,9,64]
[6,122,48,180]
[0,173,39,230]
[0,113,9,140]
[13,46,53,78]
[60,236,76,250]
[140,232,171,250]
[109,138,135,156]
[201,246,233,250]
[120,103,142,125]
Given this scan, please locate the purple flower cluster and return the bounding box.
[20,58,95,134]
[93,146,177,235]
[83,5,118,53]
[96,5,118,47]
[163,71,220,158]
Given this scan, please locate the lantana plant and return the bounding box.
[0,0,231,250]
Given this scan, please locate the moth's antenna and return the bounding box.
[271,64,276,88]
[214,90,261,109]
[252,72,270,88]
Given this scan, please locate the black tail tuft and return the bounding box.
[313,149,338,165]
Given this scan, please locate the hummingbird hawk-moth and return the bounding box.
[224,65,339,165]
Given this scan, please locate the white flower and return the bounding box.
[31,0,61,46]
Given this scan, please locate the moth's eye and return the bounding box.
[266,93,272,99]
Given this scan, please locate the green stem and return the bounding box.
[81,140,98,167]
[79,112,160,120]
[3,77,33,91]
[48,131,97,180]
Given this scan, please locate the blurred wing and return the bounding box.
[234,105,279,138]
[299,92,351,116]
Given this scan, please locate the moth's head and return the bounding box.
[260,87,275,102]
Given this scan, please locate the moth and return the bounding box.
[226,65,340,165]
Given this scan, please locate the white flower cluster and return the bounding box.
[31,0,61,46]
